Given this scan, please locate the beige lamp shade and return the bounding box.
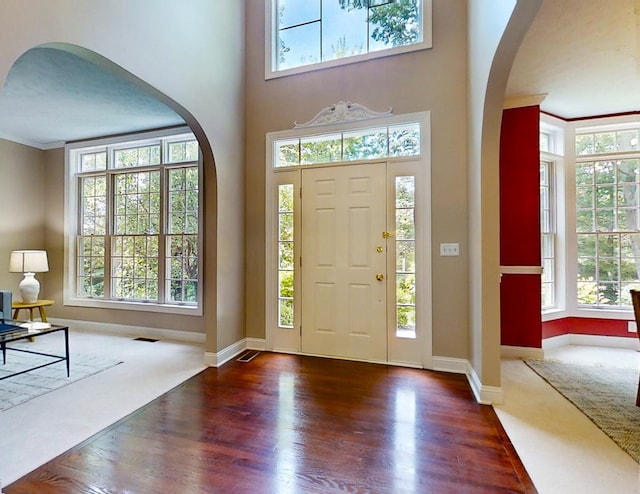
[9,250,49,303]
[9,250,49,273]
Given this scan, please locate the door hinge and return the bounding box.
[300,325,302,336]
[299,256,302,267]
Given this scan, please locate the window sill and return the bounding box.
[573,307,633,320]
[63,297,202,317]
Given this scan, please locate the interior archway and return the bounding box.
[0,43,217,348]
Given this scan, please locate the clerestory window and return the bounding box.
[64,129,202,314]
[266,0,432,78]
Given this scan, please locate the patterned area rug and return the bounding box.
[525,360,640,463]
[0,342,122,412]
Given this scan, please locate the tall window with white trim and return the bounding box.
[540,159,555,309]
[575,126,640,307]
[68,131,201,311]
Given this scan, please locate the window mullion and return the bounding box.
[104,170,114,300]
[158,165,167,304]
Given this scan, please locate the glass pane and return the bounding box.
[616,130,639,152]
[598,234,619,258]
[577,281,597,305]
[343,127,388,160]
[279,184,294,212]
[396,209,415,240]
[577,234,596,257]
[276,139,300,167]
[576,210,594,232]
[279,241,294,270]
[397,306,416,332]
[575,163,594,186]
[369,0,421,51]
[279,270,294,298]
[279,213,294,241]
[594,132,615,153]
[389,123,420,157]
[396,273,415,304]
[278,21,321,70]
[396,241,415,273]
[278,0,320,29]
[595,161,615,184]
[595,185,615,208]
[595,209,615,232]
[576,187,593,209]
[395,176,415,208]
[168,140,198,163]
[621,234,640,256]
[301,134,342,164]
[321,0,367,61]
[617,160,639,183]
[576,134,594,155]
[540,133,550,152]
[279,299,294,327]
[597,260,619,281]
[577,258,596,279]
[598,282,619,305]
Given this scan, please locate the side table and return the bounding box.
[12,299,54,323]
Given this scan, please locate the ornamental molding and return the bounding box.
[294,101,393,129]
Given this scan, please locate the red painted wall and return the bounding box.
[499,106,542,348]
[500,106,541,266]
[542,317,635,339]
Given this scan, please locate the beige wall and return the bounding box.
[0,139,46,293]
[467,0,542,389]
[0,1,245,352]
[245,0,470,359]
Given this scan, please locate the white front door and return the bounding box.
[301,163,388,362]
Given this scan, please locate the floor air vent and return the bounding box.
[133,337,159,342]
[237,350,261,362]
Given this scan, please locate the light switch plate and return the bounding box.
[440,243,460,256]
[628,321,638,333]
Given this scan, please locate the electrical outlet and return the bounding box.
[440,243,460,257]
[628,321,637,333]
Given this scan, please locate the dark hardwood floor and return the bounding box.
[6,353,537,493]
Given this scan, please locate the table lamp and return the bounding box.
[9,250,49,303]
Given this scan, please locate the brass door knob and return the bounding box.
[376,273,384,281]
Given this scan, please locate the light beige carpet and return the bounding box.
[0,343,122,412]
[525,360,640,463]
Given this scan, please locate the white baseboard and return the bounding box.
[467,363,504,405]
[204,337,268,367]
[246,337,267,350]
[501,345,544,360]
[543,333,640,351]
[541,334,571,350]
[432,356,468,374]
[49,317,206,343]
[433,356,504,405]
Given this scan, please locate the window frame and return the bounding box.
[264,0,433,80]
[64,127,203,316]
[562,116,640,320]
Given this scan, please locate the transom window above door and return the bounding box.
[265,0,432,79]
[273,122,421,167]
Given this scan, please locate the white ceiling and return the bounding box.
[506,0,640,119]
[0,2,636,150]
[0,47,184,149]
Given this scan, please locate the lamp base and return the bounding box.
[19,272,40,303]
